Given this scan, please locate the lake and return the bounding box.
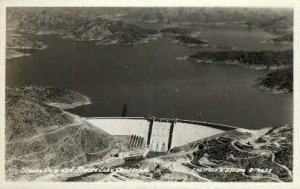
[6,25,293,129]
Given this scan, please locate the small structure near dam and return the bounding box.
[86,117,236,153]
[128,135,144,150]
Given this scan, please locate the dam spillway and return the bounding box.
[149,121,171,152]
[85,117,236,151]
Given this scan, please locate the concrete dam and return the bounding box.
[86,117,236,152]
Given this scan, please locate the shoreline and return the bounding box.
[6,52,31,59]
[253,83,291,95]
[188,58,293,94]
[7,45,48,50]
[191,58,292,70]
[13,28,160,46]
[6,33,48,59]
[47,95,91,110]
[262,40,293,45]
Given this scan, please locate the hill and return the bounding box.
[7,36,46,50]
[189,50,293,69]
[119,7,292,33]
[258,68,293,93]
[6,36,47,59]
[7,8,159,46]
[7,8,292,44]
[5,87,115,181]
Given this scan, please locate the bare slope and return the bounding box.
[5,87,114,181]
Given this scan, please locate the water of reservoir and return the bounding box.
[6,25,293,129]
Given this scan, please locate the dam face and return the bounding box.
[170,122,225,148]
[86,117,234,151]
[86,118,150,139]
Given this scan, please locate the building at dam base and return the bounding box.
[86,117,236,153]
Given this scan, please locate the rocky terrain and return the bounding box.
[5,87,115,181]
[7,8,159,46]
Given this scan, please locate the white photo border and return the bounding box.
[0,0,299,188]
